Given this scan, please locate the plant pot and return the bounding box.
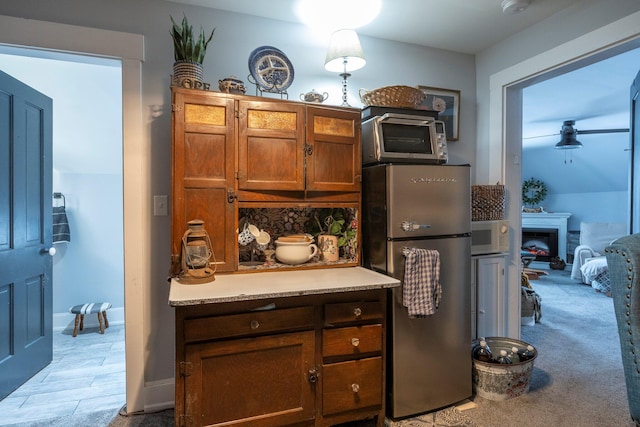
[173,60,203,84]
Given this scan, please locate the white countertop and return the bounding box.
[169,266,401,306]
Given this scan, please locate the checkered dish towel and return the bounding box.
[403,248,442,318]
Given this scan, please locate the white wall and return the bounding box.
[0,52,124,325]
[543,191,628,229]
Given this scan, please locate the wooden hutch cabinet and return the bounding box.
[171,87,362,273]
[170,87,389,427]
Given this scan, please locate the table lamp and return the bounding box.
[324,29,366,106]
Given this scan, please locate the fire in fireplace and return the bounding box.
[522,228,559,262]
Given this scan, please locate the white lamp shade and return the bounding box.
[324,29,366,73]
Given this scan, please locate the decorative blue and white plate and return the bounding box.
[248,46,294,92]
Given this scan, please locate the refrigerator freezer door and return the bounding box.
[386,235,472,419]
[385,164,470,239]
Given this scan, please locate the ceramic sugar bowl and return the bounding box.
[300,89,328,103]
[219,76,246,94]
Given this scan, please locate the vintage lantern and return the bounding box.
[179,219,216,284]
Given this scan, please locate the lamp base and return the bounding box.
[339,72,352,107]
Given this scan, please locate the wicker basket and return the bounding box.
[359,85,426,108]
[472,185,505,221]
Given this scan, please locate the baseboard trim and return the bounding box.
[144,378,175,413]
[53,306,124,331]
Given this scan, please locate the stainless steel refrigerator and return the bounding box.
[362,163,472,419]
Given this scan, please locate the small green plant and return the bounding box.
[306,208,357,248]
[170,14,215,64]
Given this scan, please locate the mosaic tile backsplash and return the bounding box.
[238,207,358,267]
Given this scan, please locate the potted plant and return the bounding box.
[306,208,358,260]
[170,14,215,84]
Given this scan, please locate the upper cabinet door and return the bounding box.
[305,106,361,193]
[172,89,237,272]
[238,100,305,191]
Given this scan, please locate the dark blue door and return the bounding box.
[0,69,53,400]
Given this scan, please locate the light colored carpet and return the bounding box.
[466,267,635,427]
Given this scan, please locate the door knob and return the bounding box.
[43,247,56,256]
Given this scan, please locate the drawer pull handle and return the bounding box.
[353,307,362,318]
[352,383,360,393]
[250,320,260,330]
[351,338,360,347]
[308,368,318,384]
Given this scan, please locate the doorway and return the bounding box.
[492,14,640,337]
[0,14,147,415]
[0,48,125,420]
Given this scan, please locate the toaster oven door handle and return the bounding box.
[379,113,434,125]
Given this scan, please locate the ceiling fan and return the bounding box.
[523,119,629,149]
[554,120,629,149]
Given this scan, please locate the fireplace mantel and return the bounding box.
[522,212,572,262]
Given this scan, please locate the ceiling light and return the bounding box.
[296,0,381,31]
[554,120,583,150]
[501,0,530,14]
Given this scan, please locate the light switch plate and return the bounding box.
[154,195,168,216]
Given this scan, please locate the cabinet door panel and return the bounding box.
[306,106,361,192]
[185,331,315,427]
[184,133,228,182]
[172,90,236,272]
[238,101,305,191]
[244,136,300,186]
[183,188,234,272]
[476,256,505,338]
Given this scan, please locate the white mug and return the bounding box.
[256,230,271,251]
[248,224,260,238]
[238,223,255,246]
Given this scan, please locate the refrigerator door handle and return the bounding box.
[401,221,432,232]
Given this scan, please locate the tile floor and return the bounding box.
[0,322,125,426]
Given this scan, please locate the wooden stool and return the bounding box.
[68,302,112,337]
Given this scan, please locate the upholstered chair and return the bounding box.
[572,222,626,283]
[605,233,640,426]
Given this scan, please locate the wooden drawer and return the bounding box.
[324,301,383,325]
[322,357,383,416]
[322,324,382,357]
[184,306,314,342]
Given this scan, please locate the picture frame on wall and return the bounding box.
[418,86,460,141]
